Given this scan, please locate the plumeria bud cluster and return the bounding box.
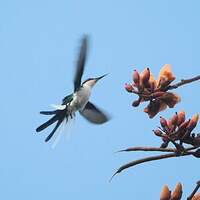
[160,183,182,200]
[125,64,180,118]
[160,183,200,200]
[193,193,200,200]
[153,111,200,148]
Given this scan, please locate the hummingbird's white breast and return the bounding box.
[70,85,91,112]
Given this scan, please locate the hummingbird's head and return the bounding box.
[82,74,108,88]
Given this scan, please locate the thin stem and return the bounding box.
[117,146,198,153]
[187,180,200,200]
[111,151,194,181]
[166,75,200,90]
[117,146,176,153]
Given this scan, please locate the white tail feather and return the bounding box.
[51,117,75,149]
[50,104,66,110]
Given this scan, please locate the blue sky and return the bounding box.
[1,0,200,199]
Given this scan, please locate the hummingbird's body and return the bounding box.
[70,85,91,112]
[36,35,109,142]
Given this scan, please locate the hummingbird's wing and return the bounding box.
[62,93,73,105]
[79,101,109,124]
[73,35,88,92]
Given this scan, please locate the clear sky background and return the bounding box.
[1,0,200,199]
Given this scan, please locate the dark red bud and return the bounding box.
[132,99,140,107]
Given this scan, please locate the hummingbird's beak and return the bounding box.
[95,73,109,82]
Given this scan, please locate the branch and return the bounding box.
[111,151,194,181]
[167,75,200,90]
[117,146,198,153]
[187,180,200,200]
[117,146,176,153]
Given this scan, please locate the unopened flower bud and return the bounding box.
[167,119,173,132]
[160,116,168,128]
[171,112,178,126]
[149,80,156,91]
[160,142,169,148]
[192,193,200,200]
[179,120,190,131]
[171,182,182,200]
[160,185,171,200]
[132,99,140,107]
[140,67,150,85]
[124,83,133,93]
[132,70,140,85]
[148,73,156,91]
[187,114,199,131]
[177,111,185,126]
[153,129,162,137]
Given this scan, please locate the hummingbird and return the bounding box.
[36,35,109,142]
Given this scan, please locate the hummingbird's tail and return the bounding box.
[36,108,70,142]
[39,110,57,115]
[36,113,59,132]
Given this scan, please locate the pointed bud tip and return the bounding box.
[124,83,133,93]
[160,185,171,200]
[171,182,182,200]
[132,99,140,107]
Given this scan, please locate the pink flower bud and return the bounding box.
[187,114,199,131]
[140,68,150,84]
[153,129,162,137]
[124,83,133,93]
[171,112,178,126]
[171,183,182,200]
[160,116,168,128]
[192,193,200,200]
[177,111,185,126]
[167,119,173,132]
[178,120,190,131]
[160,185,171,200]
[132,70,140,85]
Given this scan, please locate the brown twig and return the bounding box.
[117,146,198,153]
[187,180,200,200]
[166,75,200,91]
[117,146,175,153]
[110,150,195,181]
